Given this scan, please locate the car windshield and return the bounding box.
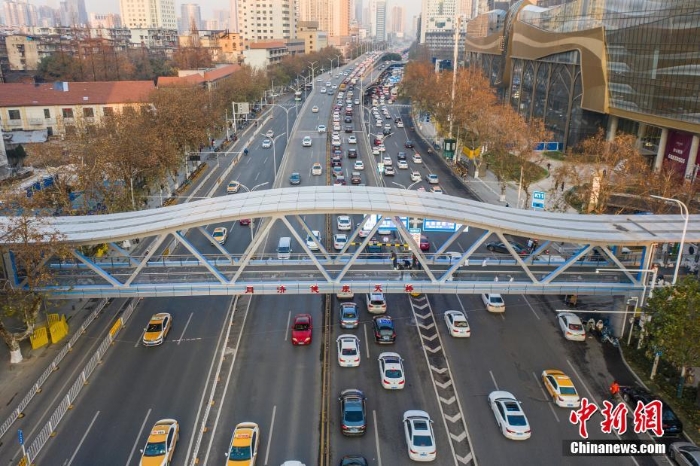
[507,414,528,426]
[371,300,384,306]
[294,323,309,331]
[491,296,504,304]
[342,310,356,319]
[568,323,583,331]
[560,386,577,395]
[413,434,433,447]
[386,369,402,378]
[143,441,167,456]
[379,328,393,335]
[341,347,357,355]
[453,321,468,328]
[228,445,252,460]
[662,408,678,421]
[146,323,163,332]
[344,408,364,422]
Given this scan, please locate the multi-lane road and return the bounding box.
[18,55,667,466]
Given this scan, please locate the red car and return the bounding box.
[291,314,313,346]
[420,235,430,251]
[239,218,251,225]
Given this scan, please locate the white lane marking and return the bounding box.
[567,360,642,466]
[177,312,193,345]
[125,408,151,466]
[67,411,100,466]
[522,296,541,320]
[500,313,506,321]
[373,409,383,466]
[285,311,292,341]
[489,370,499,390]
[135,326,145,347]
[532,372,560,423]
[363,323,370,359]
[255,171,260,181]
[264,405,277,465]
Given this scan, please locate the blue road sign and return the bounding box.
[18,429,23,445]
[533,191,545,201]
[532,202,545,209]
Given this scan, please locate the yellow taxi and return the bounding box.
[142,313,172,346]
[226,422,260,465]
[541,369,581,408]
[140,418,179,466]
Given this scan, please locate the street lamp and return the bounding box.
[650,195,689,285]
[270,133,286,177]
[238,182,269,241]
[308,61,318,89]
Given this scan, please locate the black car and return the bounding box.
[345,125,354,133]
[405,140,414,148]
[331,156,342,167]
[382,128,391,135]
[344,116,353,123]
[486,241,527,255]
[339,455,368,466]
[397,151,407,161]
[373,315,396,344]
[347,148,358,158]
[339,389,367,436]
[619,386,683,437]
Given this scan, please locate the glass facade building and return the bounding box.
[463,0,700,178]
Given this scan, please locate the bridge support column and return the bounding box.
[610,295,628,338]
[606,116,618,142]
[684,134,699,181]
[654,128,668,171]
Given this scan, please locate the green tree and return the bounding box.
[645,277,700,397]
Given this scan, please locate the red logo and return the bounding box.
[405,284,414,293]
[600,400,628,434]
[633,399,664,437]
[276,285,286,294]
[310,284,320,294]
[341,285,351,293]
[374,284,383,292]
[569,398,598,439]
[245,286,254,294]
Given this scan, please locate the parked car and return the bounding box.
[557,312,586,341]
[619,386,683,437]
[486,241,527,255]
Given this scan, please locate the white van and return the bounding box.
[277,237,292,259]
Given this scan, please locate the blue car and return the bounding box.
[289,172,301,185]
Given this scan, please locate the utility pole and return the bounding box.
[308,61,318,90]
[448,14,461,140]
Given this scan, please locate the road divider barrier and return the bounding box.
[18,298,140,465]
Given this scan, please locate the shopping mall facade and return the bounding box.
[463,0,700,179]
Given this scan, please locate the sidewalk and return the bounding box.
[413,118,575,213]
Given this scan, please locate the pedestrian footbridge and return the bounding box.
[1,187,697,298]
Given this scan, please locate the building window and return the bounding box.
[62,108,74,118]
[44,109,51,119]
[83,108,95,118]
[8,109,20,120]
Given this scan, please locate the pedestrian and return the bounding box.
[689,244,695,257]
[391,251,398,270]
[412,253,418,269]
[560,181,565,191]
[609,380,620,399]
[527,238,534,251]
[662,243,670,267]
[555,181,559,191]
[505,203,510,208]
[546,162,551,175]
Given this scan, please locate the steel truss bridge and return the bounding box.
[2,187,698,298]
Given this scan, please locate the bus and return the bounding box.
[294,91,302,101]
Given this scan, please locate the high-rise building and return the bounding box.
[180,3,202,33]
[375,0,386,41]
[389,5,404,34]
[354,0,363,25]
[212,9,229,30]
[89,12,122,28]
[120,0,177,29]
[297,0,349,45]
[420,0,457,43]
[369,0,377,36]
[238,0,296,42]
[58,0,87,26]
[229,0,238,31]
[4,0,38,27]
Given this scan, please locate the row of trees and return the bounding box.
[401,60,697,213]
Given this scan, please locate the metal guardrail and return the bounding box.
[0,298,109,442]
[20,298,140,464]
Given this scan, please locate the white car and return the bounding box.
[382,155,392,166]
[312,163,322,175]
[265,130,274,138]
[375,120,383,128]
[320,87,327,93]
[488,391,531,440]
[212,227,228,245]
[444,310,471,337]
[326,81,332,86]
[354,99,360,105]
[427,174,439,184]
[384,124,391,131]
[333,234,348,250]
[337,334,361,367]
[366,292,387,314]
[348,135,357,144]
[302,136,312,147]
[378,352,405,389]
[226,180,240,194]
[354,160,364,170]
[262,138,272,149]
[306,230,321,251]
[337,215,352,231]
[396,120,404,128]
[317,77,322,82]
[557,312,586,341]
[312,106,319,113]
[482,293,505,312]
[317,124,327,133]
[412,154,423,164]
[333,123,341,132]
[397,160,408,169]
[372,148,380,156]
[410,171,421,182]
[403,410,437,461]
[430,186,443,194]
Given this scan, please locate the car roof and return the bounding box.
[294,314,311,323]
[148,419,176,442]
[232,424,256,447]
[149,313,170,322]
[544,370,574,386]
[375,316,393,325]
